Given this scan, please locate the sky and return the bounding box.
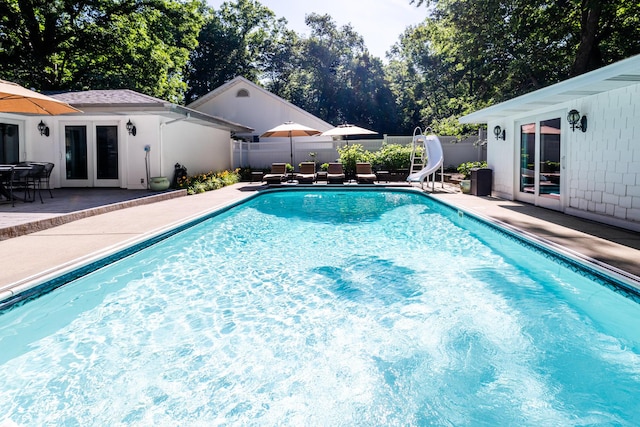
[206,0,427,60]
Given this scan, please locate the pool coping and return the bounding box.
[1,186,639,310]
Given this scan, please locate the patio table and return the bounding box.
[0,165,14,200]
[0,164,34,206]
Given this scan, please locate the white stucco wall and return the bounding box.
[1,113,233,190]
[161,120,232,177]
[193,80,333,139]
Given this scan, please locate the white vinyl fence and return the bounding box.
[232,133,486,171]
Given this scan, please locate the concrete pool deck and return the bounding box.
[1,182,639,301]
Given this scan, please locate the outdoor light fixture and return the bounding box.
[126,119,137,136]
[37,120,50,137]
[493,125,505,140]
[567,109,587,132]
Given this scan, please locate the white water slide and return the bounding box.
[406,129,444,189]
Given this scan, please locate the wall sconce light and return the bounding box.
[493,125,505,140]
[37,120,50,137]
[567,109,587,132]
[126,119,137,136]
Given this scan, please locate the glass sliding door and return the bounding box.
[539,118,561,199]
[65,126,88,181]
[517,116,563,210]
[62,124,120,187]
[520,122,536,194]
[96,125,119,184]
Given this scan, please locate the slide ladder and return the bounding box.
[409,127,427,175]
[406,127,445,190]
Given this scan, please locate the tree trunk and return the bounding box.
[571,0,603,76]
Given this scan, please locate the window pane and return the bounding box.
[65,126,88,179]
[0,123,20,164]
[520,123,535,193]
[540,118,561,198]
[96,126,118,180]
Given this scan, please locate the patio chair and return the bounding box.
[295,162,316,184]
[38,162,55,198]
[263,163,287,184]
[8,164,44,205]
[326,162,345,184]
[356,162,377,184]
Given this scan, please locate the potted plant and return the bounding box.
[149,176,170,191]
[457,161,487,194]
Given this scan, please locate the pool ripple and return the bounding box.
[1,190,640,425]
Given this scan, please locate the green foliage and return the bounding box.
[334,143,413,175]
[266,13,401,134]
[336,143,371,176]
[2,0,639,134]
[177,169,240,195]
[185,0,293,103]
[457,161,488,179]
[369,144,412,171]
[0,0,204,102]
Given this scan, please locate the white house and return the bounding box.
[459,54,640,232]
[188,77,335,168]
[188,76,333,141]
[0,89,252,190]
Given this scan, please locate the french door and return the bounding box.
[517,115,563,210]
[62,124,120,187]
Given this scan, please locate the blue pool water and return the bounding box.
[1,189,640,425]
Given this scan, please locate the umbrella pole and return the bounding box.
[289,133,294,182]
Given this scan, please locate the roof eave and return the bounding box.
[459,54,640,124]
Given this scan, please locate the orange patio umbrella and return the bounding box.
[0,79,80,115]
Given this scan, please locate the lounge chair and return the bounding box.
[296,162,316,184]
[263,163,287,184]
[326,162,345,184]
[356,162,377,184]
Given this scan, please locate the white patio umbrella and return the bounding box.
[0,79,81,115]
[261,121,321,171]
[321,123,377,145]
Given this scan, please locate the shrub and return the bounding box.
[456,161,488,179]
[177,168,240,195]
[370,143,412,171]
[336,144,371,177]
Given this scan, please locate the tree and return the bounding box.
[394,0,640,134]
[184,0,294,103]
[0,0,204,102]
[271,13,401,133]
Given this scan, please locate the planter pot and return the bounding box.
[459,179,471,194]
[149,176,170,191]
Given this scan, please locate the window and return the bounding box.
[236,89,250,98]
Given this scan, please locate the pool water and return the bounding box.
[1,190,640,425]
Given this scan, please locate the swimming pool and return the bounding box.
[1,189,639,425]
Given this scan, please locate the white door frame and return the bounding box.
[59,120,122,187]
[514,110,565,211]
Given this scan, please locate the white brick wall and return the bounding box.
[568,83,640,227]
